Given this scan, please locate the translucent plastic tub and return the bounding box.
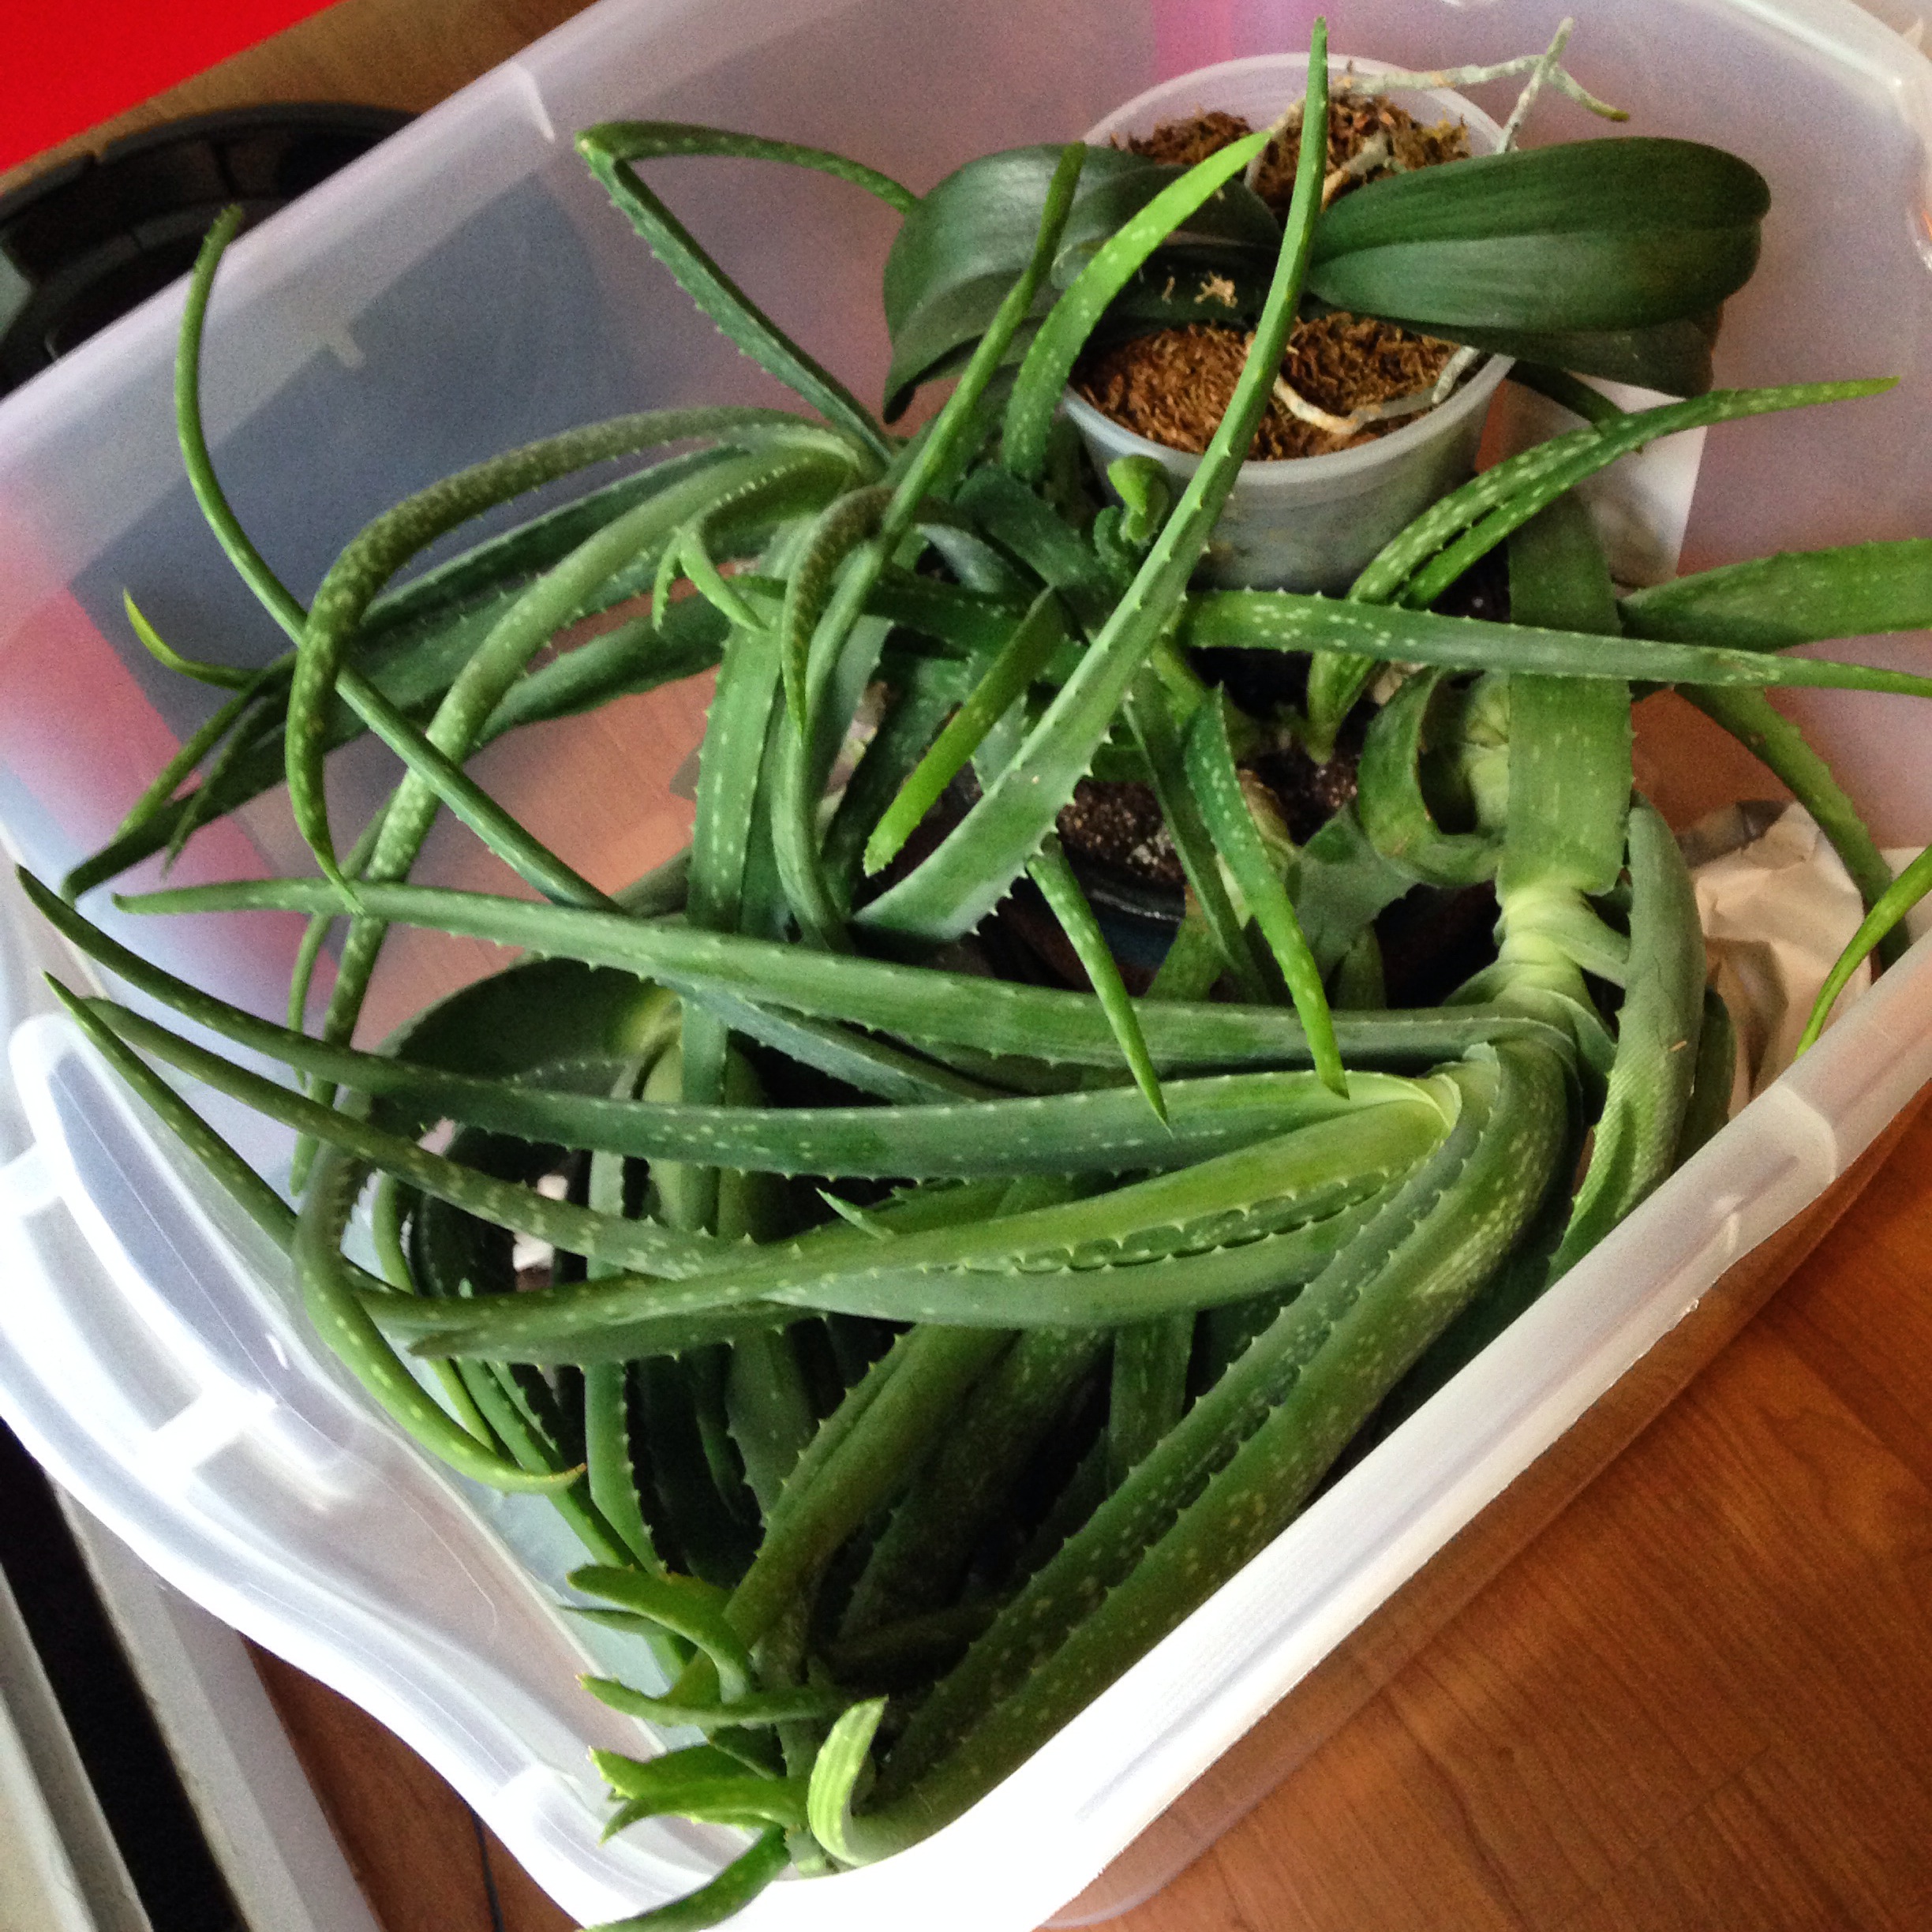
[1,1,1930,1926]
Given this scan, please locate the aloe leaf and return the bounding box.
[577,126,892,462]
[320,450,843,1127]
[859,573,1028,653]
[582,1676,849,1731]
[1301,376,1892,755]
[1002,129,1269,480]
[287,421,846,885]
[1026,837,1167,1120]
[290,1136,589,1493]
[724,1325,1015,1650]
[451,1362,632,1564]
[123,590,252,689]
[1185,695,1346,1093]
[1288,804,1418,979]
[1674,987,1738,1163]
[113,870,1568,1071]
[782,488,892,732]
[582,1825,790,1931]
[46,976,299,1255]
[1399,386,1891,614]
[856,40,1333,946]
[177,208,309,641]
[1186,586,1932,701]
[1124,676,1271,1002]
[75,992,722,1277]
[842,1038,1566,1859]
[359,445,744,642]
[578,120,916,212]
[824,664,970,903]
[844,1324,1106,1634]
[1622,539,1932,646]
[1547,800,1703,1279]
[334,668,616,908]
[807,1698,888,1866]
[1496,495,1631,901]
[396,1204,1373,1356]
[480,597,728,738]
[864,588,1066,876]
[590,1762,807,1833]
[1800,838,1932,1052]
[105,680,260,848]
[571,1567,754,1698]
[773,146,1087,933]
[881,144,1276,417]
[388,953,675,1078]
[679,990,992,1105]
[953,464,1114,622]
[1106,1309,1194,1492]
[373,1103,1442,1356]
[690,534,798,944]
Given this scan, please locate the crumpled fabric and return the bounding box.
[1685,802,1927,1110]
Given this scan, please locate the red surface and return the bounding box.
[0,0,339,174]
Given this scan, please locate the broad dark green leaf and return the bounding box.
[1425,314,1717,397]
[882,144,1275,417]
[1309,139,1769,256]
[1308,224,1761,334]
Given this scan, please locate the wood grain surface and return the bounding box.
[21,2,1930,1927]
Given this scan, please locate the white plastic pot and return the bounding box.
[1069,54,1512,592]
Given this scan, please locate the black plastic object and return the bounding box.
[0,103,410,395]
[0,1417,244,1930]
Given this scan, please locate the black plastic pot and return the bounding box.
[0,102,410,395]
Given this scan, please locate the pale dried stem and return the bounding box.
[1428,346,1481,406]
[1500,19,1576,151]
[1271,354,1477,445]
[1320,132,1391,209]
[1242,30,1623,192]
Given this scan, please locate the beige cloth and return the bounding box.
[1687,803,1926,1110]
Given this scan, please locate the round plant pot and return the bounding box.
[1071,54,1511,593]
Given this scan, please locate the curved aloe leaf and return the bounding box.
[1186,586,1932,700]
[1621,539,1932,647]
[578,120,916,212]
[577,125,893,462]
[856,40,1333,945]
[882,143,1276,417]
[1002,129,1269,480]
[110,870,1569,1071]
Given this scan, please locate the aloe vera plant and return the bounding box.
[28,18,1932,1930]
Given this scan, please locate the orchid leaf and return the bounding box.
[1309,137,1768,255]
[882,144,1275,417]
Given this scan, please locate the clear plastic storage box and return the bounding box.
[2,1,1931,1926]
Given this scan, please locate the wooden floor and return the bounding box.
[23,1,1932,1926]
